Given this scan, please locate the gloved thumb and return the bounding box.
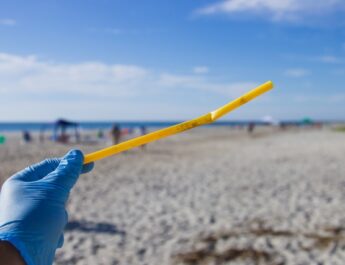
[44,149,84,191]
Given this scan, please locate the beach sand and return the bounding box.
[1,127,345,264]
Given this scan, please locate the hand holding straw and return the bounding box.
[84,81,274,164]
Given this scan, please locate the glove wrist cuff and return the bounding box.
[0,234,35,265]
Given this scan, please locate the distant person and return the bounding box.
[140,125,147,150]
[0,150,94,265]
[39,126,45,143]
[247,123,255,134]
[22,130,32,143]
[97,129,104,139]
[111,124,121,145]
[75,129,80,143]
[58,132,69,144]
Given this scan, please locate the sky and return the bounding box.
[0,0,344,121]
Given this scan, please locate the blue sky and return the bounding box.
[0,0,344,121]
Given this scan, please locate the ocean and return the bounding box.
[0,121,266,132]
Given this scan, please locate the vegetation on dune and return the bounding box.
[334,126,345,132]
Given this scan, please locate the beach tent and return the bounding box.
[301,117,313,125]
[261,115,278,125]
[53,119,80,143]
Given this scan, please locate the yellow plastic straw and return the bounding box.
[84,81,274,164]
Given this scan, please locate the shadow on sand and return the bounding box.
[65,220,126,237]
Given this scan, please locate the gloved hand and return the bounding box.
[0,149,93,265]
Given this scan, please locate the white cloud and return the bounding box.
[0,53,149,96]
[196,0,345,22]
[0,19,16,26]
[158,73,258,97]
[0,52,265,120]
[200,81,260,97]
[314,55,342,64]
[1,54,341,120]
[0,53,40,74]
[293,93,345,103]
[89,27,165,36]
[284,68,310,77]
[328,93,345,103]
[1,53,256,99]
[193,66,209,74]
[158,73,202,87]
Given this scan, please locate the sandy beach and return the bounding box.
[1,127,345,265]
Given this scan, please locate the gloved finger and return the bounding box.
[11,158,61,182]
[57,210,68,248]
[81,162,94,174]
[44,149,84,190]
[57,234,64,248]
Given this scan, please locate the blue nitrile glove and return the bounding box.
[0,149,93,265]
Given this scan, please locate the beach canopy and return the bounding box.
[53,119,80,143]
[302,117,313,125]
[55,119,78,127]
